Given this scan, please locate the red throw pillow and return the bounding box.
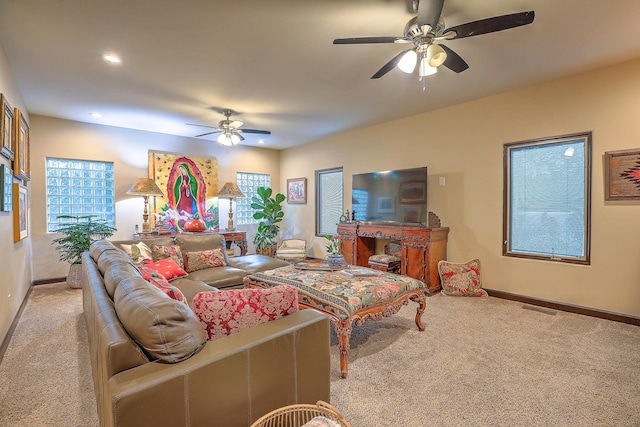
[146,274,189,305]
[193,286,299,341]
[139,258,188,281]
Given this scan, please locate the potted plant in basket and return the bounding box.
[52,214,117,288]
[251,186,285,257]
[323,234,344,267]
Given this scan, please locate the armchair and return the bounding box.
[276,239,307,261]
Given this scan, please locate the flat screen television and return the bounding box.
[352,166,428,225]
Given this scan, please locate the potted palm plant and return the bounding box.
[251,186,285,257]
[52,214,117,288]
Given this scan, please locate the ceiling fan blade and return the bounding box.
[239,128,271,135]
[444,11,535,40]
[194,130,222,138]
[439,44,469,73]
[371,49,412,79]
[229,120,243,128]
[333,36,402,45]
[186,123,218,129]
[417,0,444,30]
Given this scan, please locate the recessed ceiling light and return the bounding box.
[90,112,102,118]
[103,54,121,64]
[258,140,265,144]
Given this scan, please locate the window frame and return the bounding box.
[46,157,115,232]
[315,167,343,236]
[503,132,592,265]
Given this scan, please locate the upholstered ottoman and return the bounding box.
[244,265,426,378]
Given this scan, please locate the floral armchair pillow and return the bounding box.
[437,259,488,297]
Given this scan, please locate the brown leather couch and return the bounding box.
[82,238,331,427]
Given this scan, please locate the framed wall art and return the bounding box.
[13,108,30,180]
[399,181,426,203]
[13,183,28,242]
[604,148,640,200]
[0,164,12,211]
[286,177,307,204]
[0,94,14,161]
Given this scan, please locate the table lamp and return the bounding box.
[126,178,164,233]
[218,182,245,231]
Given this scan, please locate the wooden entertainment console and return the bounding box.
[337,222,449,295]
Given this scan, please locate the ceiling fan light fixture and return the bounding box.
[419,58,438,77]
[217,132,241,146]
[426,44,447,67]
[398,50,417,73]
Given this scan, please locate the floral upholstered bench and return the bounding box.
[244,265,426,378]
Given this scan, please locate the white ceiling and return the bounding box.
[1,0,640,150]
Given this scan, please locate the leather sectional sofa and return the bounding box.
[81,235,331,426]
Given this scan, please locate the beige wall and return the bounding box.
[29,116,281,280]
[0,44,31,345]
[281,58,640,317]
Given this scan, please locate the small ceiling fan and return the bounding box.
[333,0,534,81]
[187,109,271,146]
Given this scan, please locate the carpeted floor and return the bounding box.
[1,283,639,426]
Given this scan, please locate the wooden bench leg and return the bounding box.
[332,319,353,379]
[411,292,426,331]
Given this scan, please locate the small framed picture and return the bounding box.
[376,196,395,213]
[0,94,14,161]
[400,181,426,203]
[13,183,28,242]
[1,164,12,211]
[287,177,307,204]
[604,148,640,200]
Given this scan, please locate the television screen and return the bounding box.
[352,167,428,225]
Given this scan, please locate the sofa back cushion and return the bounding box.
[103,261,143,299]
[114,276,206,363]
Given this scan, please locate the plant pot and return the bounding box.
[326,254,345,268]
[66,263,84,289]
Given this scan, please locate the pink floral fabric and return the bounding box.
[184,248,228,273]
[138,258,188,281]
[438,259,488,297]
[193,286,299,340]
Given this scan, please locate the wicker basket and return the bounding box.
[251,401,351,427]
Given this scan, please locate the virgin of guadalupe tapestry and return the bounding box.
[148,151,219,231]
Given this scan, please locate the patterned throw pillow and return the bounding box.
[183,248,228,273]
[138,258,188,281]
[150,244,184,268]
[119,242,153,264]
[146,274,189,305]
[193,286,299,341]
[437,259,488,297]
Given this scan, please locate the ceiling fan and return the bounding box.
[187,109,271,146]
[333,0,534,82]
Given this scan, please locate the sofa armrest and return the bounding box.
[104,309,330,427]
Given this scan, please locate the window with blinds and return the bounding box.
[316,167,343,236]
[503,133,591,264]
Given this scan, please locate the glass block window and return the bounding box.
[46,157,115,232]
[503,132,591,264]
[316,168,343,235]
[235,172,270,225]
[352,188,368,221]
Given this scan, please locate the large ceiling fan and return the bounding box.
[187,109,271,146]
[333,0,534,83]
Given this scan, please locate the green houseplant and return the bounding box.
[52,214,117,288]
[251,186,285,257]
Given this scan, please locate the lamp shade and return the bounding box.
[126,178,164,197]
[427,44,447,67]
[218,182,245,198]
[398,49,417,73]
